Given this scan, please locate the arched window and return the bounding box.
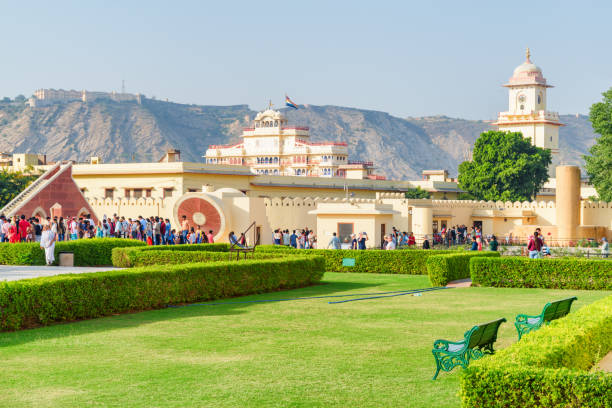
[274,120,278,127]
[274,157,278,163]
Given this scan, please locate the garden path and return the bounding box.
[0,265,121,281]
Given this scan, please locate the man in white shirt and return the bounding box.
[385,235,396,250]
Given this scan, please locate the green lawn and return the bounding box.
[0,272,609,408]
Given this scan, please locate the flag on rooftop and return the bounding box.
[285,95,298,109]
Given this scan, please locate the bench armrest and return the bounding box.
[433,339,467,353]
[515,313,542,324]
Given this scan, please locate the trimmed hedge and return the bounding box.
[471,257,612,290]
[255,246,461,274]
[112,243,230,267]
[0,239,146,266]
[427,251,501,286]
[116,249,282,268]
[460,294,612,407]
[0,255,325,331]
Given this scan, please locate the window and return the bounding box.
[163,188,173,198]
[105,188,114,199]
[133,188,143,199]
[125,189,131,198]
[338,223,354,244]
[145,189,152,198]
[188,188,197,193]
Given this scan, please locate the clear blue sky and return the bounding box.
[1,0,610,119]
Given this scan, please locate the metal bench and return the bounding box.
[431,318,506,380]
[515,296,577,340]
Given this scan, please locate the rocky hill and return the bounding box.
[0,98,596,179]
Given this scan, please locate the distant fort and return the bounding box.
[27,88,143,107]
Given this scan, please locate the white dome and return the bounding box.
[513,61,542,75]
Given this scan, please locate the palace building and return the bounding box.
[493,48,562,171]
[204,107,380,179]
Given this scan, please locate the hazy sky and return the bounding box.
[1,1,610,119]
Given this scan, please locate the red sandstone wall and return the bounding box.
[16,167,98,223]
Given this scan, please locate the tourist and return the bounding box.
[0,216,9,243]
[307,230,316,249]
[172,229,180,245]
[408,232,416,246]
[228,231,242,248]
[358,232,368,250]
[489,235,499,251]
[327,232,341,249]
[601,237,609,258]
[273,229,282,245]
[527,232,543,259]
[207,229,214,243]
[422,235,430,249]
[18,215,30,242]
[180,215,189,244]
[187,227,196,244]
[385,235,396,250]
[476,236,482,251]
[153,217,162,245]
[239,233,247,246]
[350,234,358,249]
[289,230,297,248]
[39,224,56,266]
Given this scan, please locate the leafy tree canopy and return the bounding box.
[404,186,430,199]
[584,88,612,201]
[0,169,40,209]
[458,130,551,201]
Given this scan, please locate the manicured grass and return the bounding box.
[0,273,608,407]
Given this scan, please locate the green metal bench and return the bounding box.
[515,296,577,340]
[431,318,506,380]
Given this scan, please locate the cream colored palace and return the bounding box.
[2,50,610,246]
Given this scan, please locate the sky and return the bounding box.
[1,1,611,120]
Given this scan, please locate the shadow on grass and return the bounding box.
[0,280,380,348]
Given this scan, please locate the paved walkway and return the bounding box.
[597,351,612,373]
[446,278,472,288]
[0,265,121,281]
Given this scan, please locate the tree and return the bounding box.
[404,186,430,199]
[458,130,551,201]
[0,169,40,209]
[584,88,612,202]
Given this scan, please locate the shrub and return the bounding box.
[116,249,283,267]
[255,246,460,274]
[427,252,500,286]
[0,256,325,331]
[0,239,146,266]
[470,257,612,290]
[460,294,612,407]
[112,243,229,267]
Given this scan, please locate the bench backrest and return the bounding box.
[466,318,507,349]
[542,297,577,322]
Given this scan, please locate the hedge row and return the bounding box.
[255,246,462,274]
[460,294,612,407]
[114,249,282,268]
[427,252,500,286]
[0,256,326,331]
[470,257,612,290]
[111,243,230,267]
[0,239,146,266]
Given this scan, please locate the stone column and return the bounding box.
[408,199,433,243]
[555,165,580,242]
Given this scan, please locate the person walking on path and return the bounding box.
[527,232,543,259]
[18,215,30,242]
[327,232,341,249]
[601,237,609,258]
[40,224,57,266]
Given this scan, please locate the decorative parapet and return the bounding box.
[88,197,168,207]
[432,200,556,209]
[581,201,612,209]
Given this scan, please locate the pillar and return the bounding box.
[555,165,580,242]
[409,200,433,243]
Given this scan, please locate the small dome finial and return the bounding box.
[526,47,531,62]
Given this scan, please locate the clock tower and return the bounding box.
[494,49,562,167]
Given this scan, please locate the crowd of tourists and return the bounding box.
[272,228,319,249]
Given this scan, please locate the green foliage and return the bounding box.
[0,256,325,331]
[470,257,611,290]
[111,243,229,267]
[404,186,431,199]
[426,252,500,286]
[255,245,460,274]
[460,294,612,407]
[115,249,280,268]
[584,87,612,201]
[0,238,146,266]
[0,169,40,208]
[458,130,552,201]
